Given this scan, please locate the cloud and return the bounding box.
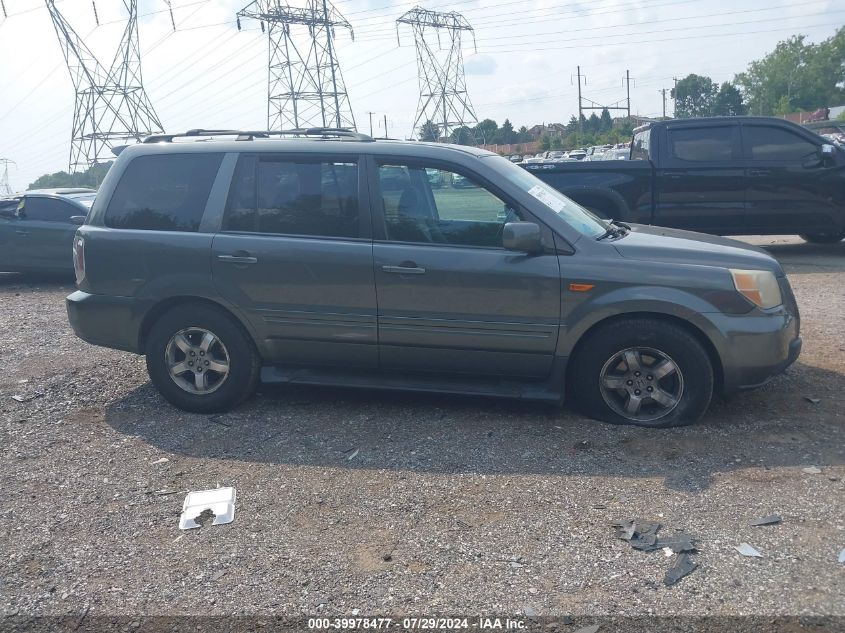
[464,54,497,76]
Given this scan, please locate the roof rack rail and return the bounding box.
[142,128,374,143]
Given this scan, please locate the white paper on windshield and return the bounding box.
[527,185,565,213]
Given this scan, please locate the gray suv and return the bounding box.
[66,128,801,428]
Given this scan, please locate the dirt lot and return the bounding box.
[0,236,843,626]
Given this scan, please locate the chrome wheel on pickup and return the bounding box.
[599,347,684,423]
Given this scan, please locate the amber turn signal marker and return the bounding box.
[569,282,595,292]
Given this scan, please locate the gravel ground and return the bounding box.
[0,236,843,624]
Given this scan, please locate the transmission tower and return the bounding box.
[45,0,165,172]
[396,7,477,141]
[237,0,356,131]
[0,159,15,196]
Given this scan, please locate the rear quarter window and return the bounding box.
[105,153,223,231]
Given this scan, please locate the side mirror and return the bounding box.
[503,221,543,254]
[69,215,86,225]
[820,143,837,166]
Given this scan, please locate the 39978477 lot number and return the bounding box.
[308,617,481,630]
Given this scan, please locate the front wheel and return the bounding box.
[799,231,845,244]
[145,304,260,413]
[569,318,714,428]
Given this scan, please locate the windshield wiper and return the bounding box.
[611,219,631,231]
[597,225,621,240]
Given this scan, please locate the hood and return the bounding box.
[612,224,783,274]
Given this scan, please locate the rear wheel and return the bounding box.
[145,304,260,413]
[799,231,845,244]
[570,318,713,428]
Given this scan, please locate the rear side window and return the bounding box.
[105,153,223,232]
[668,126,735,162]
[19,197,79,222]
[744,126,818,161]
[631,130,650,160]
[223,155,359,239]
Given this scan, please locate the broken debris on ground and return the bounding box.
[612,519,698,586]
[734,543,763,558]
[179,487,236,530]
[751,514,782,526]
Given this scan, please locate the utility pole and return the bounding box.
[0,159,15,196]
[383,114,388,139]
[45,0,164,172]
[396,7,477,142]
[660,88,667,119]
[577,65,583,143]
[673,76,679,116]
[625,69,631,118]
[366,111,375,137]
[237,0,356,130]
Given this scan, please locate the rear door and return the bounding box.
[371,159,561,378]
[654,122,746,233]
[211,153,378,368]
[740,123,837,233]
[14,196,82,271]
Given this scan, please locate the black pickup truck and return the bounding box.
[524,116,845,243]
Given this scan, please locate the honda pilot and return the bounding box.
[66,128,801,428]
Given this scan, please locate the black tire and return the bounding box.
[569,318,713,428]
[799,231,845,244]
[145,303,260,413]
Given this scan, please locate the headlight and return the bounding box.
[729,269,782,309]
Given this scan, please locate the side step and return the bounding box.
[260,366,563,403]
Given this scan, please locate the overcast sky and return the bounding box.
[0,0,840,190]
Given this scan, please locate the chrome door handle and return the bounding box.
[15,230,29,236]
[217,254,258,264]
[382,265,426,275]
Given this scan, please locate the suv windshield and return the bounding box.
[488,156,607,237]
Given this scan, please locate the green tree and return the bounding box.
[517,125,530,142]
[450,125,474,145]
[473,118,499,145]
[672,73,718,118]
[712,82,746,116]
[418,120,440,142]
[585,113,601,135]
[28,161,113,190]
[735,28,845,115]
[599,108,613,132]
[499,118,515,144]
[565,115,578,134]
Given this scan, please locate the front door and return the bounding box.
[212,153,378,368]
[14,197,81,271]
[741,123,839,234]
[371,161,561,378]
[654,122,747,234]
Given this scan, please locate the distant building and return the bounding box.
[527,123,566,139]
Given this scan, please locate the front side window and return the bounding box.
[668,126,735,162]
[19,197,78,222]
[744,126,818,161]
[224,156,358,239]
[377,163,518,248]
[105,153,223,231]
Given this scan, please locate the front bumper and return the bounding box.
[713,305,801,394]
[66,290,141,354]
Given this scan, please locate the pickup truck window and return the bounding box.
[744,126,818,161]
[632,130,650,160]
[668,126,734,161]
